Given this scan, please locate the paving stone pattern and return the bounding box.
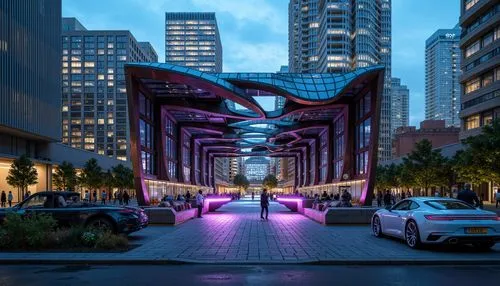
[0,200,499,264]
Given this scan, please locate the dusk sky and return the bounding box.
[62,0,460,126]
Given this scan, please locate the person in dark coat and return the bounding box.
[0,191,6,208]
[260,188,269,220]
[123,191,130,205]
[457,183,480,207]
[376,190,383,207]
[383,190,392,208]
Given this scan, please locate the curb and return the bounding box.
[1,258,500,266]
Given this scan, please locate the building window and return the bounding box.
[465,78,481,94]
[465,40,480,58]
[482,111,493,126]
[465,0,480,11]
[465,114,480,130]
[333,115,344,179]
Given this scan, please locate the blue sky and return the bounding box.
[62,0,460,125]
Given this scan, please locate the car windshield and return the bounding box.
[424,200,475,210]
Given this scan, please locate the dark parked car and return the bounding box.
[0,191,148,234]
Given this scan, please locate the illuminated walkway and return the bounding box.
[125,200,500,263]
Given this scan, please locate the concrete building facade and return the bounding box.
[459,0,500,139]
[392,120,460,158]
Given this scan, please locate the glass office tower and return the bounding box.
[425,26,462,128]
[165,12,222,72]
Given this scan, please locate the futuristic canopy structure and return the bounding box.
[126,63,384,206]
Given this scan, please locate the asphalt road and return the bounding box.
[0,265,499,286]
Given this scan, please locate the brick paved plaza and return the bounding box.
[1,200,499,264]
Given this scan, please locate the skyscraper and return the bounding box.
[61,18,158,161]
[459,0,500,139]
[165,12,222,72]
[391,77,410,132]
[288,0,392,161]
[425,26,462,128]
[245,157,270,182]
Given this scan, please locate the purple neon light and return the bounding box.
[205,197,232,203]
[277,197,303,203]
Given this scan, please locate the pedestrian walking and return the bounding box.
[376,190,382,207]
[108,190,112,202]
[260,188,269,220]
[251,191,255,201]
[496,189,500,208]
[457,183,480,207]
[7,191,13,208]
[1,191,6,208]
[84,190,89,202]
[123,191,130,205]
[186,191,191,202]
[101,190,107,205]
[92,190,97,203]
[196,189,204,218]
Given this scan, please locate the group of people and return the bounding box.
[376,190,407,208]
[0,190,14,208]
[82,190,131,205]
[310,189,353,207]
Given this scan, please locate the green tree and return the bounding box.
[112,164,134,194]
[233,173,249,192]
[52,161,77,191]
[102,170,115,196]
[262,174,278,190]
[375,165,389,190]
[6,154,38,200]
[402,139,447,196]
[79,158,103,196]
[454,119,500,185]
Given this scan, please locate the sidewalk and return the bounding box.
[1,201,499,265]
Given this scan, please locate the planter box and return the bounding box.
[304,207,379,225]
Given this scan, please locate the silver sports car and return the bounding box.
[371,197,500,249]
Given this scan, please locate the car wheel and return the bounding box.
[472,242,495,250]
[405,220,422,249]
[87,217,115,233]
[372,216,383,237]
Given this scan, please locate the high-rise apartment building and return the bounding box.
[165,12,222,72]
[245,157,270,182]
[61,18,158,161]
[391,78,409,133]
[228,158,241,183]
[425,26,462,127]
[459,0,500,139]
[288,0,392,161]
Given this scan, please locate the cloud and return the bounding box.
[224,41,287,72]
[190,0,287,34]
